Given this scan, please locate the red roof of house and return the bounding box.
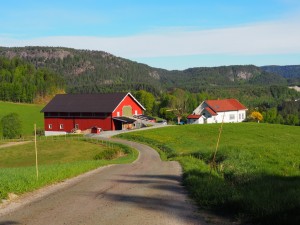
[204,107,218,116]
[205,99,247,112]
[187,114,201,119]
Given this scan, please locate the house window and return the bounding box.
[239,114,242,120]
[229,114,235,120]
[242,113,245,119]
[60,124,64,130]
[48,124,52,129]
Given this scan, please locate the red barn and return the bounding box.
[41,92,145,136]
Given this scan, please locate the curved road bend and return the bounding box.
[0,138,207,225]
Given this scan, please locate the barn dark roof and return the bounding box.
[41,93,144,113]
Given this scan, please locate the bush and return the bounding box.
[33,127,45,136]
[94,148,123,160]
[1,113,22,139]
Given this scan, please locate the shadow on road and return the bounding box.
[121,174,182,182]
[100,173,203,224]
[0,221,20,225]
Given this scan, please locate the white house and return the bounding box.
[187,99,247,124]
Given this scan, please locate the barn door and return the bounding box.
[122,106,132,117]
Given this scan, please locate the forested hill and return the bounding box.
[261,65,300,84]
[0,57,64,103]
[0,46,288,94]
[0,46,165,94]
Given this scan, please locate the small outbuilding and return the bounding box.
[91,126,102,134]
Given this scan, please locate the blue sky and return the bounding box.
[1,0,300,70]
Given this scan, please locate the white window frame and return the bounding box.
[48,124,52,129]
[117,111,120,117]
[135,110,138,115]
[60,124,64,130]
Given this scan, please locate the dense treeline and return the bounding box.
[261,101,300,125]
[261,65,300,85]
[0,57,64,103]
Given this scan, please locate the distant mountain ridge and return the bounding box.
[0,46,292,94]
[261,65,300,84]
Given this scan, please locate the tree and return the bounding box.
[134,90,155,115]
[264,107,278,123]
[250,111,263,123]
[164,89,189,124]
[286,114,299,126]
[159,107,176,123]
[1,113,22,139]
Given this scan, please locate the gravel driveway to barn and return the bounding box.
[0,138,207,225]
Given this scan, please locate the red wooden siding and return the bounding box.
[112,95,143,117]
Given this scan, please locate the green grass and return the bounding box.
[117,123,300,225]
[0,138,138,200]
[0,101,44,137]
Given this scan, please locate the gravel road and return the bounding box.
[0,138,207,225]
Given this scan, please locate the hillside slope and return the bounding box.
[261,65,300,84]
[0,101,44,136]
[0,46,288,94]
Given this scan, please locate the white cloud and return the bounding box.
[1,17,300,58]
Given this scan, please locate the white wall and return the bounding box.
[187,117,204,124]
[201,110,247,124]
[45,131,67,136]
[192,102,208,115]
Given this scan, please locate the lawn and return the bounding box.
[117,123,300,225]
[0,138,138,200]
[0,101,44,137]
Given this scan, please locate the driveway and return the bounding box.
[0,138,207,225]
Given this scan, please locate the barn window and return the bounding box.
[117,111,120,117]
[135,110,138,115]
[60,124,64,129]
[48,124,52,129]
[75,124,79,129]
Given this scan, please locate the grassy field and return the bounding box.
[117,123,300,225]
[0,101,44,137]
[0,138,138,200]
